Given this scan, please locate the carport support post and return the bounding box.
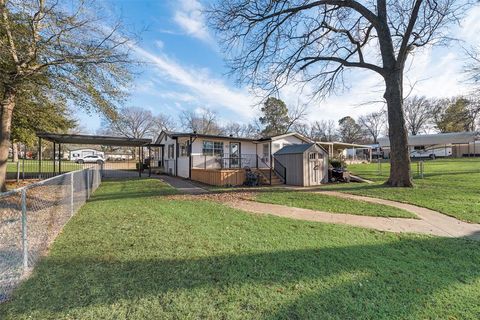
[58,144,62,174]
[148,146,151,177]
[53,142,56,175]
[138,146,141,177]
[21,189,28,272]
[38,137,42,179]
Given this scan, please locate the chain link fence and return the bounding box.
[0,166,101,302]
[370,158,480,179]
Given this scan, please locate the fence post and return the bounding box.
[21,189,28,272]
[70,171,74,215]
[420,161,424,179]
[86,169,90,200]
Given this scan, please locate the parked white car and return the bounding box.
[76,155,105,164]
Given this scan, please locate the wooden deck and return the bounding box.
[191,169,246,186]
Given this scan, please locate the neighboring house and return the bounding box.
[378,131,480,158]
[154,131,327,186]
[69,149,104,161]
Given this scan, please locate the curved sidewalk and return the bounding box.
[316,191,480,239]
[228,195,480,240]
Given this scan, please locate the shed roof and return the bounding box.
[258,132,312,143]
[274,143,318,155]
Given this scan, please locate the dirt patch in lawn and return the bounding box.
[164,191,257,203]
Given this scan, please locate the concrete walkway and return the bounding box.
[159,175,208,195]
[228,194,480,240]
[154,176,480,239]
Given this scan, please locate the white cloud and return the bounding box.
[154,39,165,50]
[173,0,213,44]
[459,5,480,43]
[132,45,258,121]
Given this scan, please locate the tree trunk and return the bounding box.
[384,72,413,187]
[0,88,16,191]
[12,141,18,162]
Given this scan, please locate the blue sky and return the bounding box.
[78,0,480,133]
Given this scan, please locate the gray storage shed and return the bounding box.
[274,143,329,186]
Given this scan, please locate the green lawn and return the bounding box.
[255,191,416,218]
[325,158,480,223]
[7,159,83,173]
[1,179,479,319]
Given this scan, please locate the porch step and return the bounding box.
[253,169,284,185]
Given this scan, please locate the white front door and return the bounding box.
[229,142,240,168]
[262,143,270,165]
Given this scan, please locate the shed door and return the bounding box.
[308,152,323,185]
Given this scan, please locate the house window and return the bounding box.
[202,141,223,156]
[168,144,174,158]
[179,141,189,157]
[309,152,317,160]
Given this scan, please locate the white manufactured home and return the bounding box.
[154,131,329,186]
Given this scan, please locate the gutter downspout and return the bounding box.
[174,137,178,176]
[189,136,193,179]
[269,140,272,185]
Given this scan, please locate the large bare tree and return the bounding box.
[102,107,173,139]
[0,0,132,190]
[222,122,260,138]
[180,109,223,134]
[358,111,385,143]
[294,119,338,141]
[466,45,480,85]
[403,96,433,135]
[209,0,472,187]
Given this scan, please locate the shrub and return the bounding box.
[330,158,346,168]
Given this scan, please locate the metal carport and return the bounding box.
[36,132,152,178]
